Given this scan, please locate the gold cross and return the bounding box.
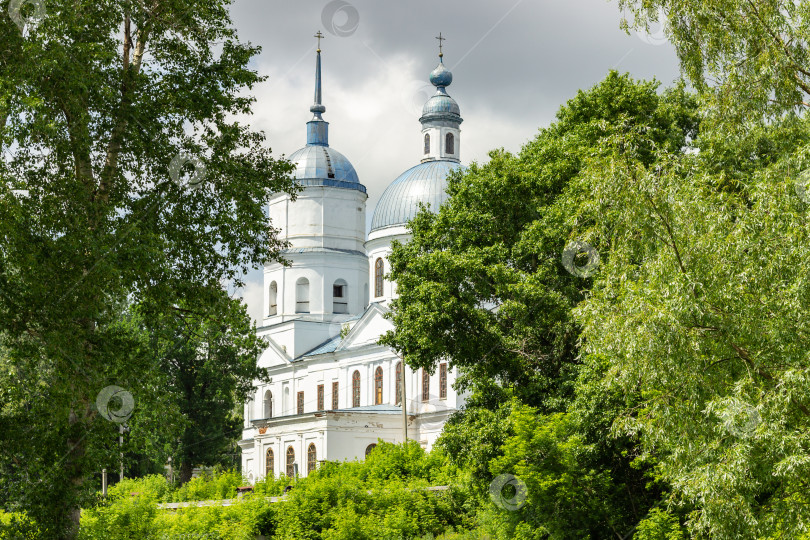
[315,31,325,52]
[436,32,446,57]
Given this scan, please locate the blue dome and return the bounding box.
[288,145,366,193]
[370,160,464,232]
[430,62,453,87]
[422,94,460,117]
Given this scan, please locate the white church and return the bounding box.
[239,36,467,482]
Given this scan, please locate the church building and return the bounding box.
[239,36,467,482]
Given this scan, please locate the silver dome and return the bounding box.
[288,145,366,193]
[370,160,463,232]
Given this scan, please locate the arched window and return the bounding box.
[439,363,448,399]
[286,446,295,477]
[352,370,361,407]
[445,133,455,154]
[424,133,430,154]
[265,448,274,479]
[333,279,348,314]
[365,443,377,458]
[263,390,272,418]
[395,362,402,405]
[268,281,278,316]
[374,367,383,405]
[307,443,317,475]
[296,278,310,313]
[374,258,384,298]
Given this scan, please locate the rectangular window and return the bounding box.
[439,363,447,399]
[317,384,324,411]
[422,369,430,402]
[333,285,344,298]
[332,381,339,410]
[297,391,304,415]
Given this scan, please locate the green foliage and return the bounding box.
[632,509,686,540]
[574,114,810,537]
[386,72,697,538]
[170,470,244,503]
[382,71,698,412]
[618,0,810,129]
[78,442,470,539]
[0,0,295,536]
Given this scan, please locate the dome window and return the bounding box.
[296,278,310,313]
[445,133,454,155]
[374,258,384,298]
[333,280,348,314]
[424,134,430,155]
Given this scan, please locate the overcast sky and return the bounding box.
[228,0,681,324]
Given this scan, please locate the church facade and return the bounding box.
[239,40,466,482]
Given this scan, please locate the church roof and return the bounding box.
[370,160,464,232]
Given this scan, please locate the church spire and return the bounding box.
[307,31,329,146]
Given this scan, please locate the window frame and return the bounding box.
[307,443,317,475]
[352,370,361,408]
[374,258,384,298]
[439,363,448,399]
[374,367,383,405]
[317,384,324,411]
[297,391,304,415]
[295,277,310,313]
[445,132,455,154]
[265,448,274,479]
[422,369,430,402]
[332,381,339,410]
[268,281,278,316]
[286,446,295,477]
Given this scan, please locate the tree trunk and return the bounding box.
[179,460,194,485]
[64,410,86,540]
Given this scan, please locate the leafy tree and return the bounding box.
[382,71,698,411]
[383,71,699,537]
[138,291,268,484]
[575,113,810,538]
[618,0,810,128]
[0,0,295,536]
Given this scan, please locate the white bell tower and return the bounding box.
[261,37,369,358]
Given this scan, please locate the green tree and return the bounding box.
[618,0,810,128]
[139,291,268,484]
[0,0,295,536]
[575,113,810,538]
[383,72,699,536]
[382,71,698,411]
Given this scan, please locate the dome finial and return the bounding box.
[311,31,326,119]
[436,32,445,62]
[307,32,329,146]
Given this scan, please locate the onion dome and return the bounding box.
[419,59,462,126]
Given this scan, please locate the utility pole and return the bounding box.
[401,357,408,442]
[102,469,107,497]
